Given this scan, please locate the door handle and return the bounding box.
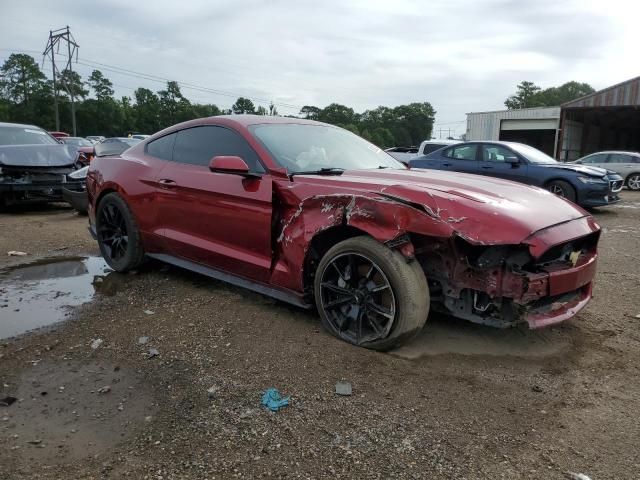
[481,165,492,169]
[158,178,177,188]
[442,162,452,167]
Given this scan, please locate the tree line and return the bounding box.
[504,80,595,110]
[0,53,436,147]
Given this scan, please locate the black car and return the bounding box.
[0,122,84,206]
[409,141,624,208]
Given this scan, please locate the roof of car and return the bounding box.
[203,114,324,127]
[582,150,640,156]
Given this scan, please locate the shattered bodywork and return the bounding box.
[0,139,83,205]
[269,168,599,329]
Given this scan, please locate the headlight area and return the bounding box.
[411,234,595,329]
[577,176,607,185]
[67,165,89,181]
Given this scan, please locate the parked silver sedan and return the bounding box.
[572,151,640,191]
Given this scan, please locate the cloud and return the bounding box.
[0,0,637,137]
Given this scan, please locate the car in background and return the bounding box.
[131,134,150,140]
[410,141,623,208]
[385,146,418,163]
[62,140,134,214]
[0,122,84,206]
[49,131,70,140]
[86,115,601,350]
[61,136,95,164]
[100,137,141,147]
[386,140,461,165]
[86,135,105,144]
[571,151,640,191]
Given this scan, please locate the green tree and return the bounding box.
[232,97,255,114]
[58,70,88,100]
[256,105,268,115]
[0,54,48,104]
[299,105,321,119]
[158,81,191,126]
[86,70,114,101]
[534,81,595,106]
[269,101,278,116]
[318,103,356,125]
[504,81,542,109]
[133,88,161,133]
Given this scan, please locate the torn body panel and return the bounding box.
[270,177,600,329]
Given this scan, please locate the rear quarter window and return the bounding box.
[146,133,177,161]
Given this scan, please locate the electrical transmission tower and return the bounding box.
[43,26,79,135]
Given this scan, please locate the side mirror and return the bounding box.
[505,156,519,165]
[209,156,258,177]
[574,160,582,164]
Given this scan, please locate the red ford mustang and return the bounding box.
[86,116,600,350]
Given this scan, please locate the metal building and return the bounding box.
[466,106,560,156]
[557,76,640,160]
[466,75,640,159]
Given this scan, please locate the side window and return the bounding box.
[173,126,264,172]
[423,143,445,154]
[482,145,515,162]
[146,133,177,161]
[445,145,477,160]
[582,154,606,164]
[608,153,632,164]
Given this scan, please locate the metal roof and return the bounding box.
[562,76,640,108]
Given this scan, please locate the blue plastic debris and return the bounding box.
[261,388,290,412]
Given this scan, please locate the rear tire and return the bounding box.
[96,192,145,272]
[626,173,640,191]
[314,236,429,351]
[546,180,576,203]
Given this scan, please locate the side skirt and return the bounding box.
[146,253,312,310]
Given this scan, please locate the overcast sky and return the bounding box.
[1,0,638,137]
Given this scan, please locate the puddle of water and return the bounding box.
[391,315,572,360]
[0,256,111,340]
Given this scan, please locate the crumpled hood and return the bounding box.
[306,168,590,245]
[0,144,78,167]
[538,163,608,177]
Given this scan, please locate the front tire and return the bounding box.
[626,173,640,191]
[314,236,429,351]
[546,180,576,203]
[96,192,145,272]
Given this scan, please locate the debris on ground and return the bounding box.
[138,336,150,345]
[335,381,352,396]
[206,386,218,399]
[146,348,160,359]
[143,310,155,315]
[97,386,111,395]
[635,314,640,319]
[7,251,28,256]
[531,384,543,392]
[261,388,290,412]
[0,396,17,407]
[90,338,104,350]
[566,473,592,480]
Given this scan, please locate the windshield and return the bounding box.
[0,125,59,146]
[250,124,405,173]
[63,137,93,147]
[509,143,557,164]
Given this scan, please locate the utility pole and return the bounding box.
[43,26,79,135]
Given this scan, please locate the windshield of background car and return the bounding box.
[64,137,93,147]
[0,126,59,146]
[250,124,406,172]
[509,143,557,164]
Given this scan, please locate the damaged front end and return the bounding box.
[0,166,83,205]
[414,217,600,328]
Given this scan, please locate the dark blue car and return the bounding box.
[409,141,624,208]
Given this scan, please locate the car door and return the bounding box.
[154,125,273,283]
[438,144,480,174]
[607,153,638,178]
[478,144,528,183]
[578,153,608,169]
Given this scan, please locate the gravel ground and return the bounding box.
[1,194,639,479]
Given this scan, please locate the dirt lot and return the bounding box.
[1,194,639,479]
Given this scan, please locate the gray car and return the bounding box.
[572,151,640,191]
